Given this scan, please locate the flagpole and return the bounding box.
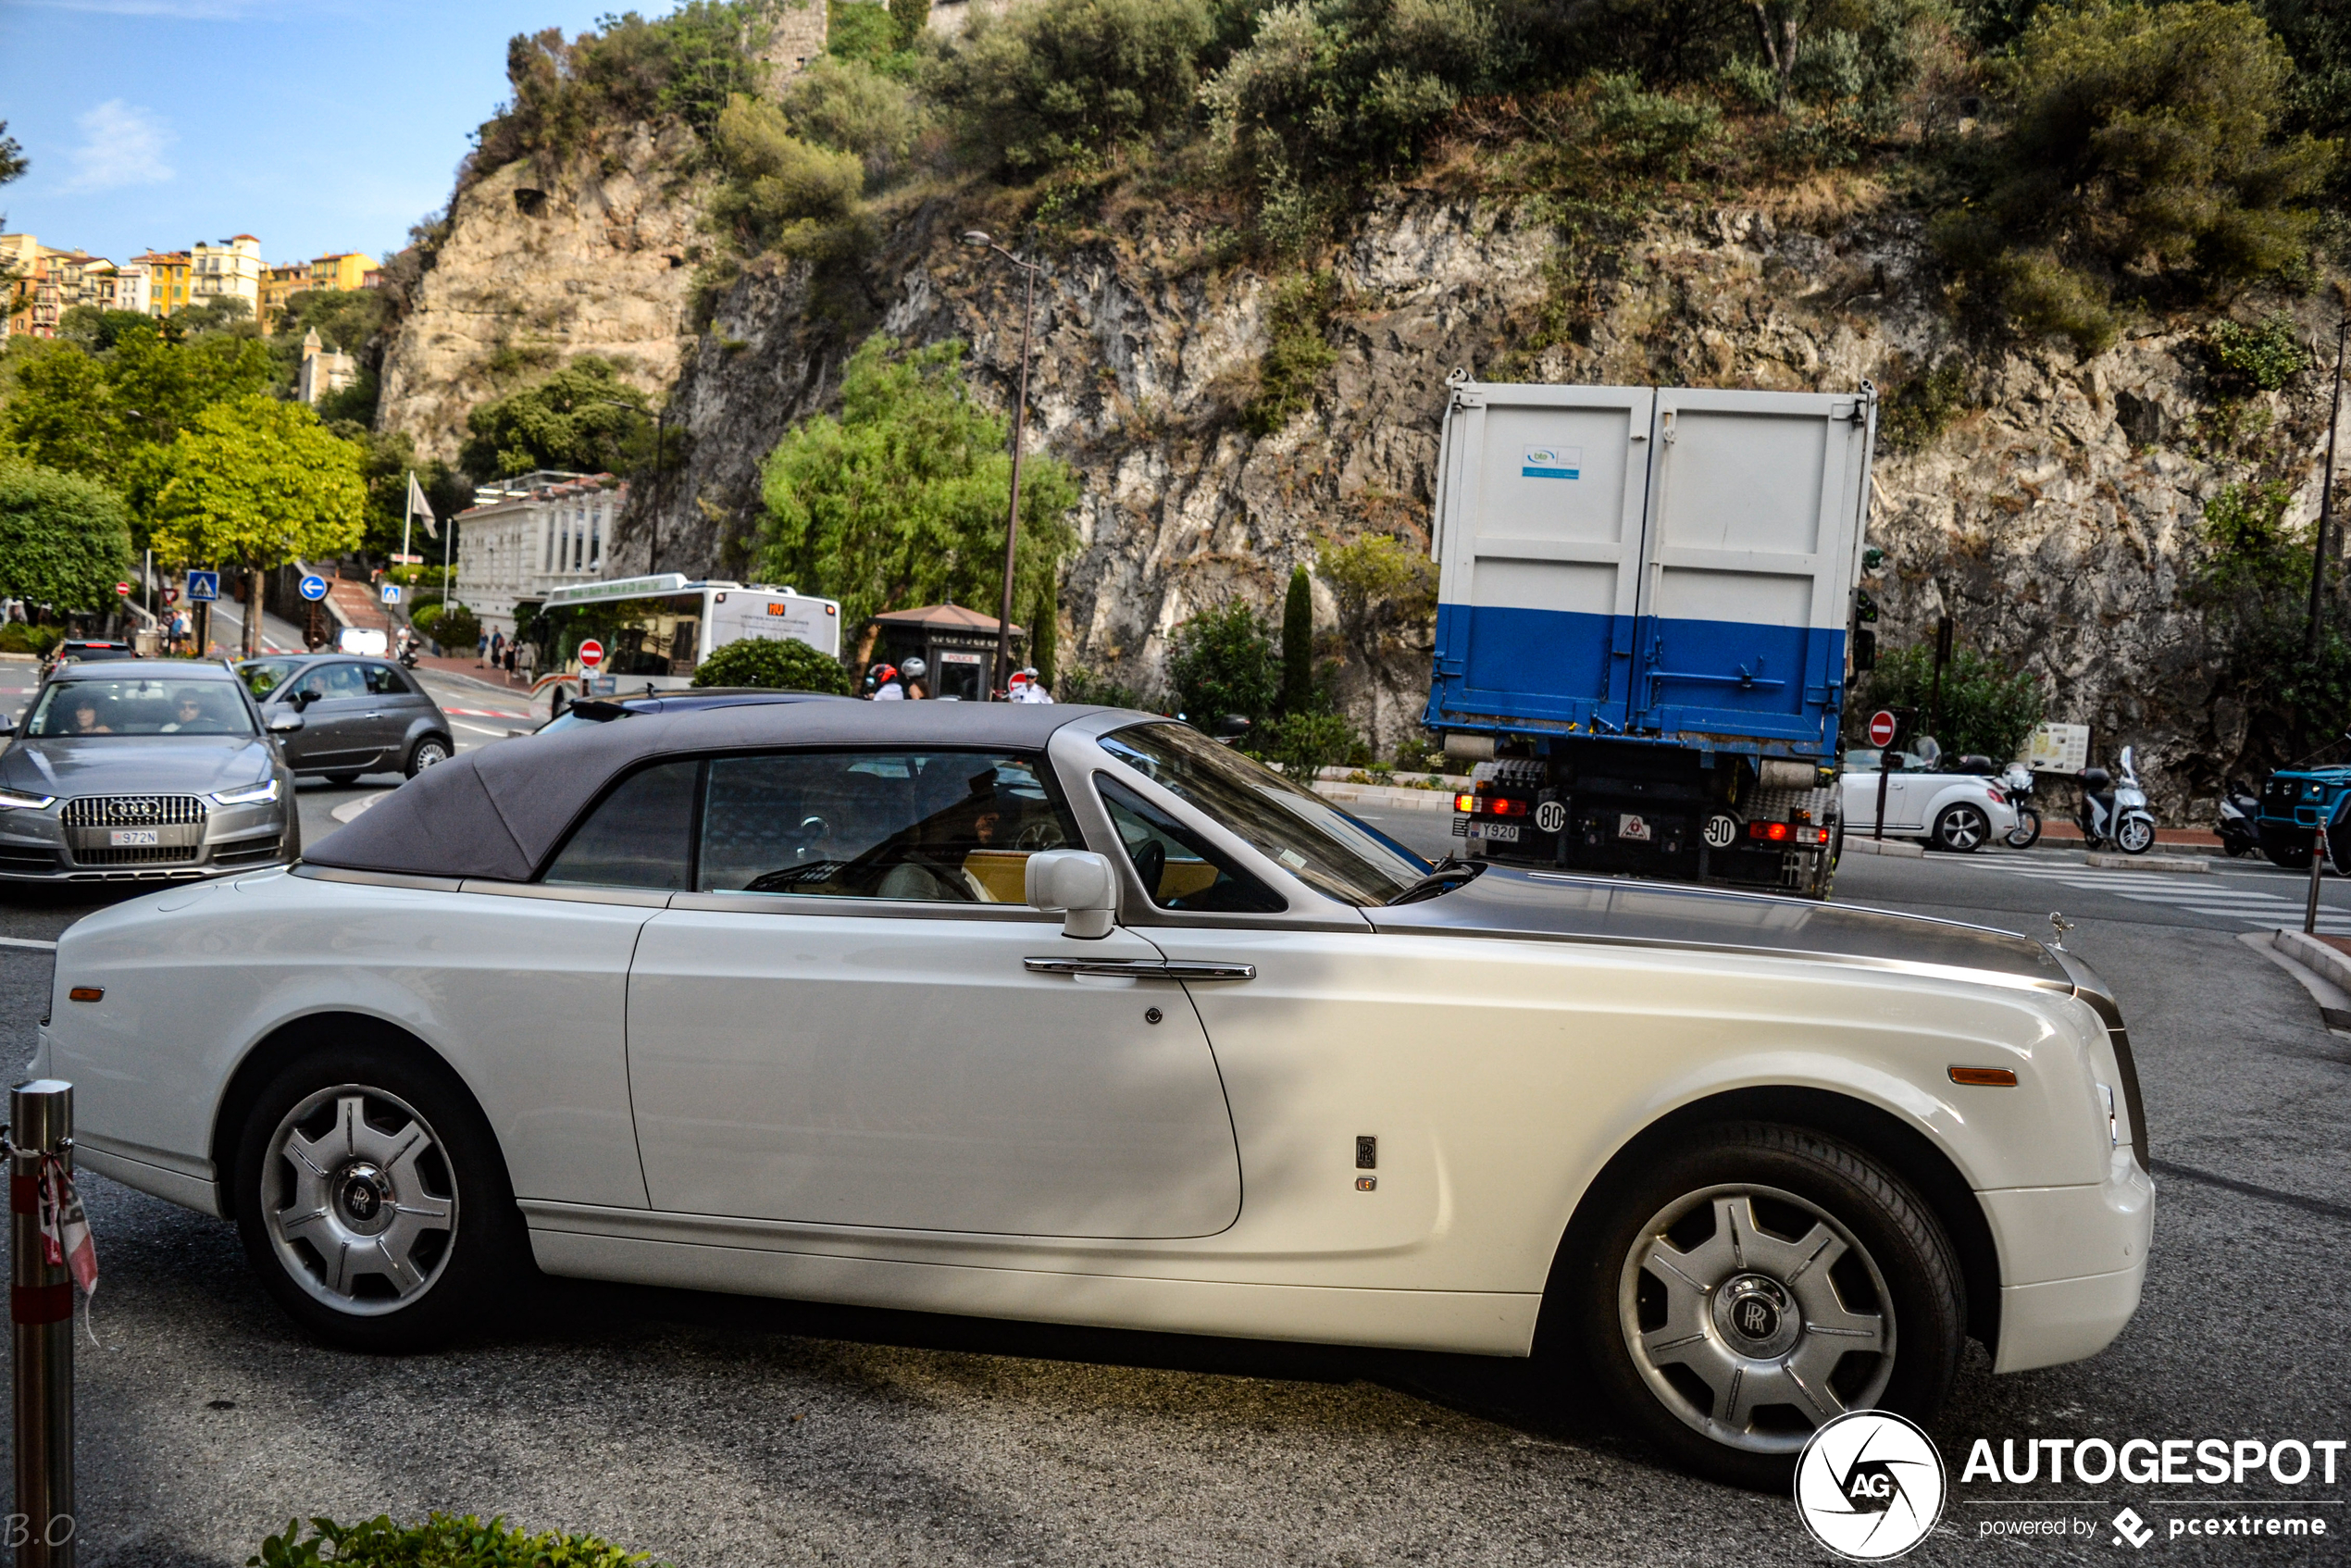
[402,469,415,564]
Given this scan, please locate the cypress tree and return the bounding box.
[1029,580,1058,691]
[1280,564,1313,715]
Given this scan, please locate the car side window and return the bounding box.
[360,663,412,696]
[697,750,1076,902]
[241,658,299,700]
[541,760,701,890]
[1095,778,1284,914]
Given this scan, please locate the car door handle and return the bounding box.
[1024,958,1256,981]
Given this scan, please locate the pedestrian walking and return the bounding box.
[491,629,506,669]
[477,628,490,666]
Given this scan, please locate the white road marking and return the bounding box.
[0,937,58,951]
[449,720,509,736]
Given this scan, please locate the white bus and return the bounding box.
[529,574,842,691]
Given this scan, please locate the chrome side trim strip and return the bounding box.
[291,863,465,893]
[1024,958,1257,981]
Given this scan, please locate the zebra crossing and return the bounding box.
[1962,856,2351,934]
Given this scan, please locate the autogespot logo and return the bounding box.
[1795,1411,1948,1561]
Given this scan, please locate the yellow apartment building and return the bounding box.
[133,250,193,316]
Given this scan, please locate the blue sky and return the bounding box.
[0,0,630,267]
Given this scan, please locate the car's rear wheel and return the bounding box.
[405,736,451,778]
[1932,803,1989,853]
[233,1045,523,1350]
[1574,1124,1965,1489]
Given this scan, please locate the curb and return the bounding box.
[2082,852,2215,874]
[2256,931,2351,1035]
[1843,837,1924,858]
[1313,782,1459,814]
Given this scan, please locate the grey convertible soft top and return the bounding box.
[305,701,1094,881]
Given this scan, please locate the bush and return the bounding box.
[1933,1,2333,352]
[707,93,867,256]
[249,1512,657,1567]
[1242,271,1337,434]
[457,359,651,482]
[827,0,904,63]
[782,57,925,187]
[1166,601,1278,724]
[692,635,855,691]
[1878,358,1972,454]
[1316,533,1436,651]
[1258,708,1357,782]
[927,0,1212,177]
[1058,666,1157,707]
[435,605,481,653]
[0,623,59,655]
[1850,643,2046,764]
[2209,312,2308,391]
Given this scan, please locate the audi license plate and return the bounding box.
[1617,814,1654,842]
[108,829,159,847]
[1478,823,1520,843]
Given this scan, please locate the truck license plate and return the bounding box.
[109,829,159,847]
[1617,814,1653,842]
[1479,823,1520,843]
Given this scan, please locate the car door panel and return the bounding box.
[274,661,374,770]
[626,910,1243,1238]
[1840,770,1915,834]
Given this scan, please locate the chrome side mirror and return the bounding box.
[1025,849,1118,940]
[267,711,305,734]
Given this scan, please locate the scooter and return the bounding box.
[2076,747,2158,854]
[1999,762,2042,849]
[2217,778,2261,858]
[397,640,421,670]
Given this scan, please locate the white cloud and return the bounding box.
[63,100,176,193]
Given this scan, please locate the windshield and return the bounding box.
[25,678,255,738]
[1099,723,1430,905]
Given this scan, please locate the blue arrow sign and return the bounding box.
[298,574,330,602]
[186,571,219,603]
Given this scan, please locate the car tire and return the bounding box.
[1570,1123,1965,1491]
[322,771,364,787]
[232,1042,526,1351]
[405,736,451,778]
[2264,840,2313,870]
[1932,803,1989,853]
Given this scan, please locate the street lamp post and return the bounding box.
[962,229,1042,698]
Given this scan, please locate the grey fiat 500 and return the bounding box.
[236,654,454,784]
[0,661,300,884]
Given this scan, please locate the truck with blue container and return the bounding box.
[1424,377,1879,899]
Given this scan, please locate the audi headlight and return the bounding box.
[208,778,281,806]
[0,789,55,811]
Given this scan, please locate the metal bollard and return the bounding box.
[10,1080,73,1568]
[2308,825,2330,937]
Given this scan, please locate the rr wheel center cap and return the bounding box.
[1714,1273,1800,1358]
[335,1162,393,1234]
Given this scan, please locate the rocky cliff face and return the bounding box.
[375,125,712,465]
[392,149,2333,820]
[628,183,2330,817]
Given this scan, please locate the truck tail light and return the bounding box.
[1453,792,1478,813]
[1746,821,1828,846]
[1490,798,1529,817]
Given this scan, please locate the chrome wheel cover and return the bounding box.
[2117,816,2154,853]
[262,1085,458,1316]
[1619,1184,1895,1455]
[1935,805,1986,852]
[413,741,448,770]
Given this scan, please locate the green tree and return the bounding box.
[0,120,24,191]
[457,356,654,481]
[706,92,867,256]
[0,461,135,612]
[1933,1,2335,354]
[692,635,856,691]
[1279,563,1313,714]
[1851,643,2046,763]
[1317,532,1437,659]
[1259,708,1358,782]
[1166,601,1278,725]
[478,3,773,169]
[754,332,1079,636]
[147,396,367,599]
[889,0,931,48]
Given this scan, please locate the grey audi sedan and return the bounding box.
[236,654,454,784]
[0,661,299,884]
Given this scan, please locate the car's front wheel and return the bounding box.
[233,1044,522,1350]
[405,736,451,778]
[1931,803,1989,852]
[1574,1124,1965,1489]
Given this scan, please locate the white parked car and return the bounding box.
[1840,751,2021,852]
[47,705,2150,1487]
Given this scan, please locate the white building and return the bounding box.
[296,328,355,404]
[190,234,263,317]
[454,471,628,639]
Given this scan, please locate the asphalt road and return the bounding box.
[2,803,2346,1564]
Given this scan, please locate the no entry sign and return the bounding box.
[1868,710,1898,748]
[578,639,604,669]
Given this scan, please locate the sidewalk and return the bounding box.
[2035,819,2221,848]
